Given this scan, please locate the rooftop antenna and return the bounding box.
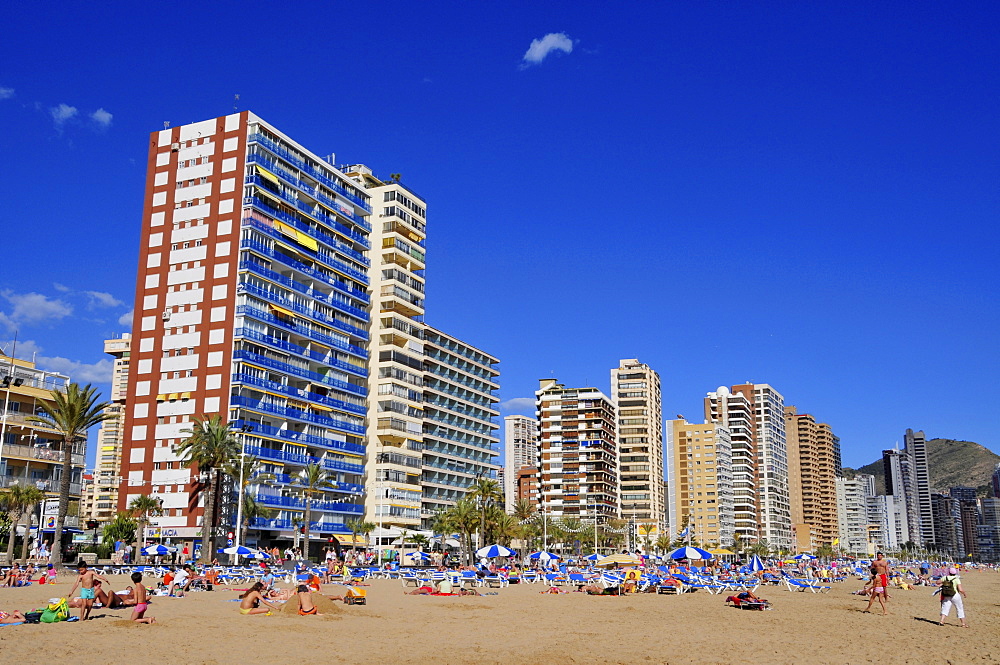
[234,93,240,112]
[163,121,170,129]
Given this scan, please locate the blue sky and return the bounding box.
[1,2,997,471]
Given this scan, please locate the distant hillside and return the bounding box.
[843,439,1000,498]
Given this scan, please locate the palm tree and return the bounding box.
[27,382,112,567]
[345,518,365,557]
[446,498,480,565]
[128,494,162,561]
[410,533,430,551]
[221,455,274,546]
[355,520,376,557]
[513,498,536,523]
[655,534,672,555]
[492,513,520,547]
[2,483,45,563]
[638,523,656,555]
[468,477,503,549]
[295,463,333,562]
[176,415,239,563]
[239,495,275,548]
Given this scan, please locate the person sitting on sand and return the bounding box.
[435,576,454,595]
[296,584,318,615]
[239,582,279,616]
[0,609,26,624]
[736,590,768,603]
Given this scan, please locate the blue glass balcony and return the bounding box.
[232,349,366,396]
[253,491,363,514]
[241,258,368,306]
[243,212,368,283]
[248,132,372,215]
[231,394,365,435]
[241,274,368,328]
[235,324,364,365]
[248,517,352,534]
[240,239,368,305]
[232,372,365,416]
[242,441,364,475]
[268,473,363,495]
[236,303,365,352]
[423,426,499,453]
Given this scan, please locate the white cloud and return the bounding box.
[84,291,124,309]
[53,283,70,292]
[500,397,535,413]
[36,356,114,384]
[0,338,44,361]
[0,290,73,326]
[0,87,14,100]
[521,32,574,67]
[90,108,113,128]
[117,309,134,327]
[50,103,78,126]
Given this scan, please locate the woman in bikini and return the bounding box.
[239,582,280,616]
[0,609,26,624]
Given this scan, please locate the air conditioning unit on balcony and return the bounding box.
[171,143,180,151]
[162,310,171,321]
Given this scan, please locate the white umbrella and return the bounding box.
[476,544,515,558]
[141,544,176,556]
[527,551,560,561]
[666,546,713,560]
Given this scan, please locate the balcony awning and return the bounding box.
[311,403,334,412]
[256,166,280,184]
[275,221,298,238]
[180,392,191,400]
[167,393,179,401]
[294,231,319,252]
[269,304,296,319]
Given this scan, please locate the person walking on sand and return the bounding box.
[937,567,969,628]
[67,560,110,621]
[864,552,892,615]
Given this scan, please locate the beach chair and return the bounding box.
[521,571,540,584]
[399,571,423,588]
[785,578,831,593]
[673,573,724,594]
[544,572,567,586]
[483,573,509,588]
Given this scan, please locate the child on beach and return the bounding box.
[67,560,110,621]
[297,584,318,615]
[130,572,156,624]
[239,582,280,616]
[46,563,57,584]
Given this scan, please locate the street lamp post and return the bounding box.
[230,424,253,552]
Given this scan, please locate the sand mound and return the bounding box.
[279,594,342,616]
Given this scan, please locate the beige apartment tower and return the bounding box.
[785,406,840,552]
[611,359,664,532]
[665,419,734,546]
[83,336,132,523]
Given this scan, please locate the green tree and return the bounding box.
[101,512,138,548]
[638,523,656,555]
[221,455,275,547]
[445,498,480,565]
[468,477,503,549]
[655,534,672,555]
[239,494,275,547]
[345,518,375,557]
[2,483,45,563]
[176,415,239,563]
[294,463,333,562]
[492,513,520,547]
[28,382,112,567]
[128,494,163,561]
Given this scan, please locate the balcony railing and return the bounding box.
[241,280,367,337]
[235,323,366,375]
[242,441,364,475]
[243,210,368,282]
[236,303,365,350]
[0,443,85,467]
[241,259,368,313]
[248,517,352,533]
[253,491,364,514]
[232,350,366,396]
[232,372,365,416]
[248,132,372,214]
[239,238,368,305]
[231,394,364,435]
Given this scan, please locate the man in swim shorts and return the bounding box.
[67,560,110,621]
[864,552,891,616]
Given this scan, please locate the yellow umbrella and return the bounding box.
[708,548,733,556]
[596,553,642,567]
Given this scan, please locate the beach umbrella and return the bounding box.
[221,545,260,557]
[596,553,642,567]
[142,544,176,556]
[252,550,271,560]
[476,544,515,558]
[793,553,817,561]
[407,551,431,560]
[527,551,560,561]
[748,554,766,572]
[584,553,600,561]
[666,546,713,560]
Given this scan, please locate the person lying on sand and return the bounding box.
[540,586,568,594]
[581,584,620,595]
[266,587,295,601]
[239,582,280,616]
[406,584,435,595]
[0,610,26,624]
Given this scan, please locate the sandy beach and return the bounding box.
[2,571,999,664]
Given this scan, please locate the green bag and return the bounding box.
[40,597,69,623]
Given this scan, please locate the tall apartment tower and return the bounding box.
[835,475,873,555]
[751,384,791,551]
[664,419,734,546]
[341,165,427,532]
[536,379,619,524]
[420,327,500,528]
[611,359,664,531]
[503,414,539,510]
[704,386,756,541]
[84,336,132,522]
[991,463,1000,498]
[882,447,921,546]
[905,428,935,546]
[118,113,371,551]
[785,406,840,552]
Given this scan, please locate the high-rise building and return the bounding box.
[931,492,963,557]
[83,335,131,523]
[950,488,978,558]
[503,415,539,511]
[751,384,791,551]
[420,326,500,528]
[866,493,909,552]
[704,386,756,541]
[516,465,540,509]
[979,498,1000,562]
[836,475,874,555]
[0,353,79,539]
[536,379,618,525]
[339,165,427,533]
[118,113,372,554]
[905,428,935,546]
[785,406,840,552]
[991,463,1000,498]
[611,359,664,532]
[665,419,734,547]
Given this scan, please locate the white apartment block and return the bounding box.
[611,359,664,532]
[704,386,756,541]
[752,383,792,551]
[836,475,873,556]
